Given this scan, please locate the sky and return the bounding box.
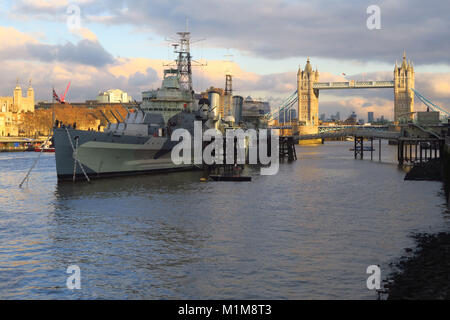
[0,0,450,121]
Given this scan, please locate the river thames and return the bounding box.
[0,141,448,299]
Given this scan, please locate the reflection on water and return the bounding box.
[0,141,448,299]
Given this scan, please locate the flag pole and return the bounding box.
[52,87,55,130]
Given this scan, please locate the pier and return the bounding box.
[278,123,447,166]
[397,138,444,165]
[279,136,297,161]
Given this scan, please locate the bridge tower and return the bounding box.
[297,58,319,127]
[297,58,320,135]
[394,51,415,122]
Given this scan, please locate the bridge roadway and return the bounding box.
[270,124,390,131]
[313,80,394,90]
[318,125,389,133]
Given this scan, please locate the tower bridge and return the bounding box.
[296,52,414,135]
[268,52,416,139]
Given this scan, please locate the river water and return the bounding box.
[0,141,448,299]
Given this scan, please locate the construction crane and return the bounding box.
[52,82,71,104]
[411,88,450,119]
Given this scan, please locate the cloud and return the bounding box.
[1,20,449,122]
[416,73,450,100]
[1,52,449,122]
[12,0,69,14]
[108,57,166,80]
[72,27,98,42]
[26,40,114,66]
[0,26,113,67]
[0,59,153,102]
[128,67,158,87]
[10,0,95,20]
[9,0,450,64]
[0,26,38,47]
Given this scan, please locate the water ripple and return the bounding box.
[0,144,448,299]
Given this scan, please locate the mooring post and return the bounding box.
[434,141,438,159]
[402,140,404,165]
[405,141,408,163]
[420,143,423,163]
[379,139,381,161]
[415,142,418,163]
[370,138,373,161]
[409,141,412,163]
[399,140,404,165]
[361,138,364,160]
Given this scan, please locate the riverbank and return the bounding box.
[385,139,450,299]
[386,232,450,299]
[404,159,442,181]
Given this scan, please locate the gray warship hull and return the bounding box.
[53,30,216,181]
[53,127,196,181]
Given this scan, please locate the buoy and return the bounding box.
[200,177,207,182]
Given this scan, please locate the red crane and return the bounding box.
[52,82,71,104]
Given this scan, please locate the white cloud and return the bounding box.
[0,23,449,122]
[10,0,450,64]
[0,26,113,67]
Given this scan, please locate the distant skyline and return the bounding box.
[319,110,382,123]
[1,0,450,120]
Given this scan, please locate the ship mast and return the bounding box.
[175,30,193,93]
[164,19,206,96]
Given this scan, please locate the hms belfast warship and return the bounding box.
[53,31,212,181]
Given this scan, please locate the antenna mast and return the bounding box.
[175,30,193,92]
[164,18,206,95]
